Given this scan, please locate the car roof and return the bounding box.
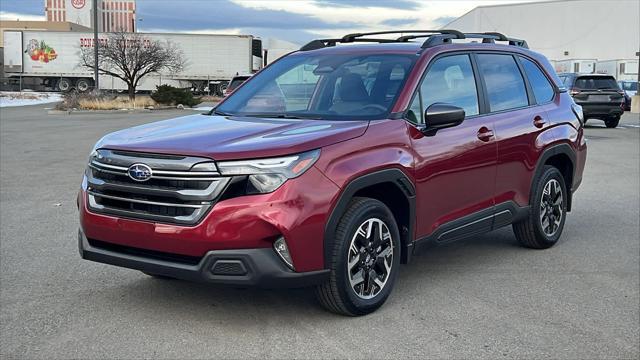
[559,73,616,77]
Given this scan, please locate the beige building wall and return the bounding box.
[444,0,640,61]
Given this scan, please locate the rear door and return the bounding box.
[408,53,497,240]
[476,53,554,211]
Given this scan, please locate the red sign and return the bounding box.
[71,0,86,9]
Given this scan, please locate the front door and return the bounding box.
[407,53,497,241]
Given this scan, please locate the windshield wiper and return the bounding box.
[211,109,234,116]
[243,113,322,120]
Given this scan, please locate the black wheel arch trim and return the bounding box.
[323,168,416,267]
[532,143,576,211]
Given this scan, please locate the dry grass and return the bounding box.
[200,95,223,102]
[77,96,156,110]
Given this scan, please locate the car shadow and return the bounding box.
[101,228,523,319]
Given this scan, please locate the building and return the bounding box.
[444,0,639,62]
[45,0,136,32]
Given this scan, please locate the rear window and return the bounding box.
[574,76,618,90]
[477,54,529,112]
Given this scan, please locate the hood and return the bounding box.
[95,114,369,160]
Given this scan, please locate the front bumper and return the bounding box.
[78,230,329,288]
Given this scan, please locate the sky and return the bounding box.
[0,0,535,45]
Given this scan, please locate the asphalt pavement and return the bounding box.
[1,103,638,359]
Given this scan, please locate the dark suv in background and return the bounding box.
[558,73,625,127]
[79,30,587,316]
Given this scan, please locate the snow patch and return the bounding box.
[0,91,63,108]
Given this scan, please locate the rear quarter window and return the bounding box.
[520,57,555,103]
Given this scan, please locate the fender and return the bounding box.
[323,168,416,266]
[531,142,576,211]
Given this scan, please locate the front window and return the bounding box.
[216,53,416,120]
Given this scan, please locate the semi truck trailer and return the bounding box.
[595,59,639,81]
[553,59,596,74]
[2,30,263,95]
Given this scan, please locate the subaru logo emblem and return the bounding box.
[127,163,153,182]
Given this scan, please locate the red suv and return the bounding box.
[78,30,587,316]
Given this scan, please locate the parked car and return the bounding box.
[618,80,638,111]
[558,73,625,127]
[78,30,587,316]
[223,75,252,97]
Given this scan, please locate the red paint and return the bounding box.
[79,41,587,273]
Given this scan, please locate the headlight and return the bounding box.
[217,149,320,193]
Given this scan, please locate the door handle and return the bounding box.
[533,115,546,128]
[477,127,494,142]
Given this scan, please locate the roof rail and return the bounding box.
[465,32,529,48]
[299,30,528,51]
[342,29,464,42]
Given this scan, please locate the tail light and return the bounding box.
[571,103,584,125]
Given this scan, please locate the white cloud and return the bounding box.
[0,11,45,21]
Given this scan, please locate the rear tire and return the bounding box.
[57,78,72,92]
[316,197,400,316]
[513,166,567,249]
[605,116,620,128]
[76,78,92,93]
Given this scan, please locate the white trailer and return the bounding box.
[595,59,639,81]
[2,30,263,95]
[553,59,597,74]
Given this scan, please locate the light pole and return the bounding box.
[93,0,99,92]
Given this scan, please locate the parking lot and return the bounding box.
[1,104,638,358]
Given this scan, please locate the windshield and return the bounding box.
[574,76,618,90]
[216,53,416,120]
[619,82,638,91]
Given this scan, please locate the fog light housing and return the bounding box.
[273,237,294,270]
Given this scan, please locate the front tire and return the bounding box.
[316,197,400,316]
[513,166,567,249]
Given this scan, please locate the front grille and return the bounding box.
[86,149,230,225]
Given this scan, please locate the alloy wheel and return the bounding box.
[347,218,394,299]
[539,179,563,236]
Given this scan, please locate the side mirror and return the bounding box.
[420,103,465,135]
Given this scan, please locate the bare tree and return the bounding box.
[80,31,185,99]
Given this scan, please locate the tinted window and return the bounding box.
[619,82,638,91]
[228,77,249,91]
[477,54,529,112]
[574,76,618,90]
[406,91,422,124]
[520,57,555,103]
[419,54,479,117]
[217,54,415,120]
